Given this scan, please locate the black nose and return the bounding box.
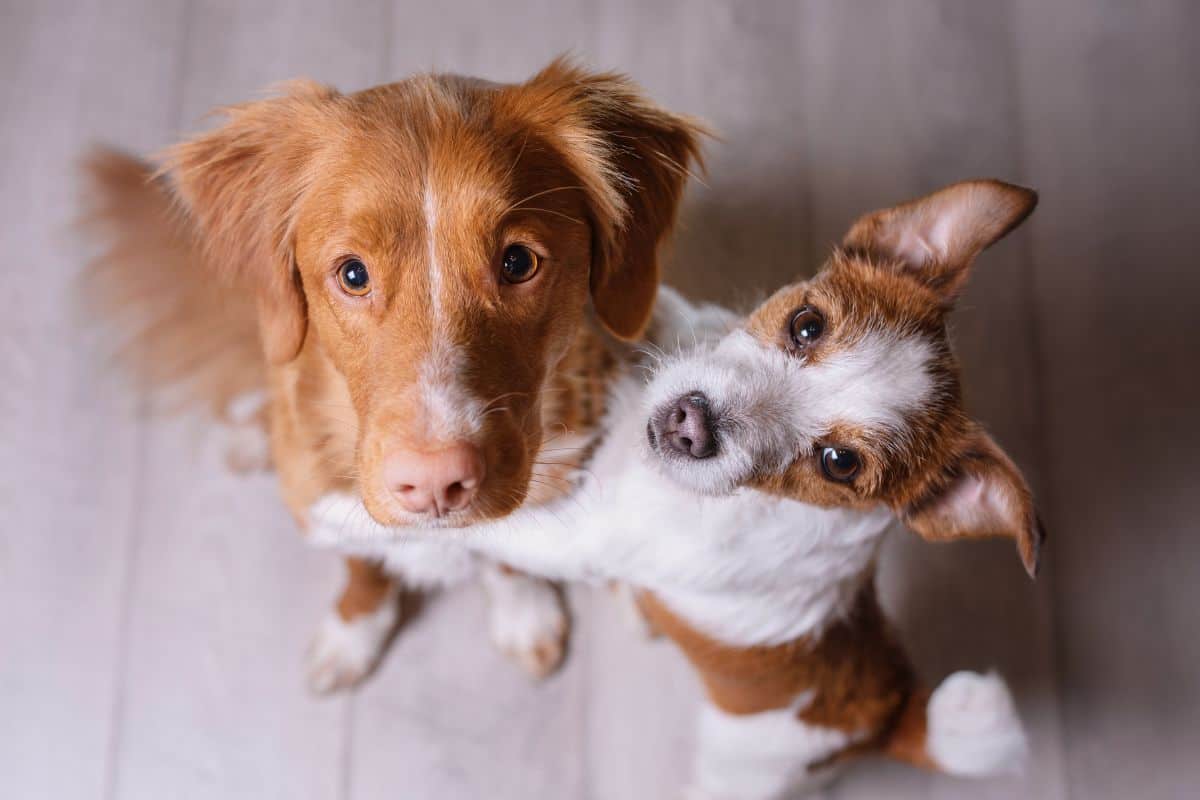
[656,393,716,459]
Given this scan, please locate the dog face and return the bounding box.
[645,180,1045,575]
[164,59,703,527]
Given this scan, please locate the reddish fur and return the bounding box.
[81,59,705,642]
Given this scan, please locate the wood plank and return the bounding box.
[1011,2,1200,798]
[0,1,187,797]
[105,2,389,798]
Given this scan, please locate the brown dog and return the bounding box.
[83,57,705,691]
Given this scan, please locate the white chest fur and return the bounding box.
[309,373,895,648]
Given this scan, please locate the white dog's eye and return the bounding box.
[789,306,825,350]
[820,446,860,482]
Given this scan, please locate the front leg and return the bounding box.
[306,557,399,694]
[480,563,569,679]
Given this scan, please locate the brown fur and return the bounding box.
[744,182,1044,576]
[81,59,705,650]
[640,585,927,765]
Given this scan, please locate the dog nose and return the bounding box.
[383,442,486,516]
[658,393,716,459]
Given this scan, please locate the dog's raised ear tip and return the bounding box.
[985,179,1039,216]
[1021,514,1048,579]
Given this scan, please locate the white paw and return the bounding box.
[927,671,1028,777]
[481,568,569,679]
[305,598,398,694]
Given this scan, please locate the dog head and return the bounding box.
[163,58,704,527]
[645,180,1045,575]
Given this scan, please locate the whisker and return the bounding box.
[509,206,584,225]
[502,185,585,217]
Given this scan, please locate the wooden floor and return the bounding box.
[3,1,1198,798]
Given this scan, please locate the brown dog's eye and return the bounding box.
[336,259,371,296]
[789,307,824,350]
[820,446,860,482]
[501,244,540,284]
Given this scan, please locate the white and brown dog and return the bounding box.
[313,179,1044,797]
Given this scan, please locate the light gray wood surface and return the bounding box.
[2,1,1196,798]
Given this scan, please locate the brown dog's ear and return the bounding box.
[523,58,708,340]
[161,81,338,364]
[899,426,1046,578]
[842,179,1037,302]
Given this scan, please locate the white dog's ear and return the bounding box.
[899,426,1045,578]
[842,179,1037,301]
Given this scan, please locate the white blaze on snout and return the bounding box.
[417,184,482,441]
[644,327,937,493]
[800,328,936,433]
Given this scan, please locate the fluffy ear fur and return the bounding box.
[521,58,708,340]
[161,81,340,364]
[842,179,1037,301]
[900,426,1046,578]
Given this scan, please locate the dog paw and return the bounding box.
[482,568,569,679]
[927,671,1028,777]
[305,600,398,694]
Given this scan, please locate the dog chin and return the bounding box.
[642,435,739,498]
[359,494,489,530]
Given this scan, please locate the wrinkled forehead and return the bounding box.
[737,263,951,435]
[746,257,947,348]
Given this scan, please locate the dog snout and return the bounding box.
[383,442,486,517]
[654,393,717,459]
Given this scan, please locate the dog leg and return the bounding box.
[480,563,569,679]
[885,671,1027,777]
[307,557,398,694]
[687,698,850,800]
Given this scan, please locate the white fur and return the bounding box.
[307,291,900,651]
[307,287,1024,793]
[926,671,1028,777]
[689,694,850,800]
[424,184,443,328]
[644,325,934,496]
[417,341,482,441]
[306,590,399,694]
[480,564,568,678]
[415,184,482,441]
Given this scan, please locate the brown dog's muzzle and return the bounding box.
[382,442,486,518]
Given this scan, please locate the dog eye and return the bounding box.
[789,307,824,350]
[819,446,860,482]
[500,244,540,284]
[336,259,371,296]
